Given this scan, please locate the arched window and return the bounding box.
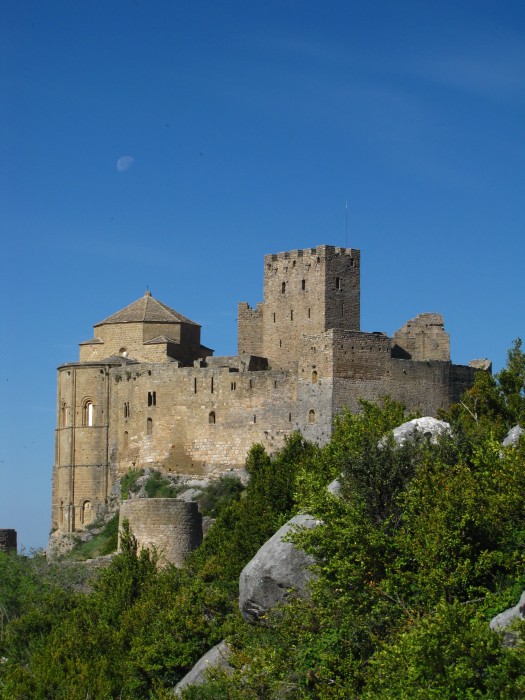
[123,431,129,456]
[61,401,68,427]
[311,370,318,384]
[208,411,216,425]
[146,417,153,436]
[82,500,93,525]
[83,400,94,427]
[119,347,128,357]
[60,500,64,524]
[308,409,316,424]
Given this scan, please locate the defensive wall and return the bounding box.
[51,244,485,534]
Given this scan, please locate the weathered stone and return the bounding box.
[0,529,17,553]
[490,590,525,647]
[490,590,525,631]
[119,499,202,567]
[174,640,232,695]
[327,479,342,496]
[239,514,318,622]
[388,417,451,447]
[502,425,524,448]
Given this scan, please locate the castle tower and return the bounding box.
[238,245,360,369]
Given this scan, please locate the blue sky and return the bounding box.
[1,1,524,550]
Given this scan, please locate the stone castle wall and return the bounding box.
[108,362,296,479]
[0,529,17,553]
[51,243,485,535]
[119,499,202,567]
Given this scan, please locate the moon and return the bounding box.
[116,155,135,172]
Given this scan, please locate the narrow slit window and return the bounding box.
[308,308,311,319]
[83,400,94,427]
[290,310,293,321]
[301,279,306,290]
[146,417,153,435]
[211,377,214,393]
[253,415,256,423]
[281,281,286,293]
[231,381,236,390]
[148,391,156,407]
[335,277,341,290]
[194,377,197,394]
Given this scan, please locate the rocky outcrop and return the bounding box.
[239,514,318,622]
[174,640,232,695]
[502,425,524,448]
[490,590,525,647]
[388,417,451,447]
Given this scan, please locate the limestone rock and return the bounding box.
[327,479,342,496]
[174,640,232,695]
[490,590,525,647]
[502,425,524,448]
[389,417,451,447]
[239,514,318,622]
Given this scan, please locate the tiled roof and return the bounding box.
[95,291,198,327]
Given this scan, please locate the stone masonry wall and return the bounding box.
[0,529,17,553]
[256,246,360,370]
[392,313,450,361]
[109,362,296,479]
[119,499,202,567]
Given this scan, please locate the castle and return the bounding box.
[52,245,485,533]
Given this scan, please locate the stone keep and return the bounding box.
[51,244,485,533]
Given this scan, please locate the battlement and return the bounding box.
[264,245,359,265]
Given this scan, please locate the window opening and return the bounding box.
[311,370,318,384]
[301,279,306,290]
[290,310,293,321]
[194,377,197,394]
[124,402,130,418]
[148,391,156,407]
[61,402,68,427]
[273,312,276,323]
[83,400,94,427]
[308,308,311,319]
[335,277,341,290]
[211,377,214,393]
[147,417,153,435]
[208,411,216,425]
[82,501,93,525]
[288,412,292,422]
[231,381,236,390]
[308,409,316,424]
[281,281,286,293]
[253,415,256,423]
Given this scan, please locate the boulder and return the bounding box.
[239,514,318,622]
[502,425,524,448]
[490,590,525,647]
[174,640,232,695]
[327,478,342,496]
[388,417,451,447]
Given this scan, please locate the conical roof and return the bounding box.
[95,291,198,327]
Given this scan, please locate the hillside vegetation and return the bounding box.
[0,340,524,699]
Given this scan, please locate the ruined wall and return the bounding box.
[238,303,264,357]
[392,313,450,361]
[119,499,202,567]
[109,362,296,479]
[0,529,17,553]
[331,328,477,417]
